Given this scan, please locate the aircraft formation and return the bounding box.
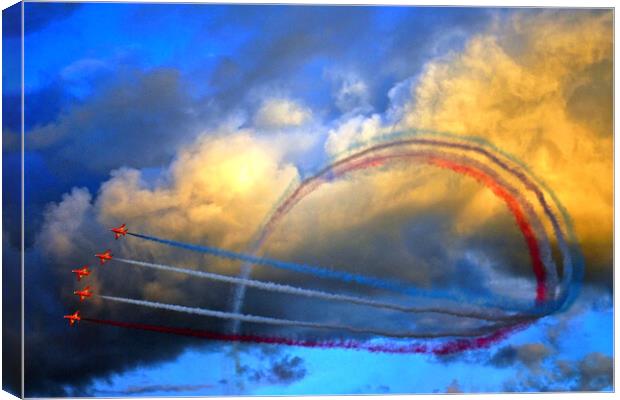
[63,224,126,327]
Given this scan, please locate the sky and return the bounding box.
[1,3,613,397]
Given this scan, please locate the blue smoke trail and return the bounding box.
[127,232,542,313]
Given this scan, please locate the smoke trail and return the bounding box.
[427,157,547,301]
[220,132,576,356]
[127,232,534,312]
[128,233,468,303]
[82,316,529,355]
[332,133,576,306]
[97,294,525,339]
[328,150,559,300]
[113,257,522,322]
[230,139,568,320]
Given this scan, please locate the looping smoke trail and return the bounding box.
[328,150,560,301]
[103,133,580,356]
[331,133,576,303]
[222,133,579,357]
[81,316,530,355]
[113,257,521,322]
[97,294,526,339]
[231,138,574,319]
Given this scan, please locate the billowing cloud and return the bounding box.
[325,114,385,156]
[96,132,299,252]
[324,10,613,286]
[39,187,94,258]
[253,98,312,129]
[399,10,612,284]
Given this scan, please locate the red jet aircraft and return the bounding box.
[111,223,128,240]
[71,266,90,281]
[74,286,93,301]
[95,249,112,265]
[63,310,81,327]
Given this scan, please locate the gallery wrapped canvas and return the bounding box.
[2,1,614,397]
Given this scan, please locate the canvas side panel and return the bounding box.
[2,2,23,398]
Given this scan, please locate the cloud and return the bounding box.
[95,132,298,252]
[94,383,214,396]
[324,69,372,113]
[267,355,307,384]
[27,68,201,174]
[500,351,613,392]
[21,130,300,396]
[3,3,81,37]
[2,234,22,397]
[38,187,94,259]
[398,10,612,285]
[202,7,492,120]
[489,343,551,372]
[576,352,613,391]
[325,114,385,156]
[322,10,613,287]
[241,353,307,385]
[253,98,312,129]
[445,379,462,393]
[25,3,81,35]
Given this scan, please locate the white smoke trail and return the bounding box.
[97,294,525,339]
[114,257,519,322]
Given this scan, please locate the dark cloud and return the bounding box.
[489,343,551,371]
[3,150,21,248]
[23,3,81,36]
[576,352,613,391]
[4,3,82,38]
[269,355,306,384]
[27,67,200,175]
[446,379,462,393]
[2,236,22,397]
[25,80,77,131]
[3,92,21,134]
[489,345,518,367]
[241,353,307,385]
[501,351,614,392]
[94,383,214,396]
[2,102,22,397]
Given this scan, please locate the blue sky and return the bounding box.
[2,3,612,397]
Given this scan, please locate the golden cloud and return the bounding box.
[95,133,299,264]
[399,10,612,279]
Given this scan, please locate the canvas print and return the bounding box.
[1,2,613,397]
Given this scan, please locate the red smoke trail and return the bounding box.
[82,317,528,355]
[428,157,547,303]
[261,150,549,303]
